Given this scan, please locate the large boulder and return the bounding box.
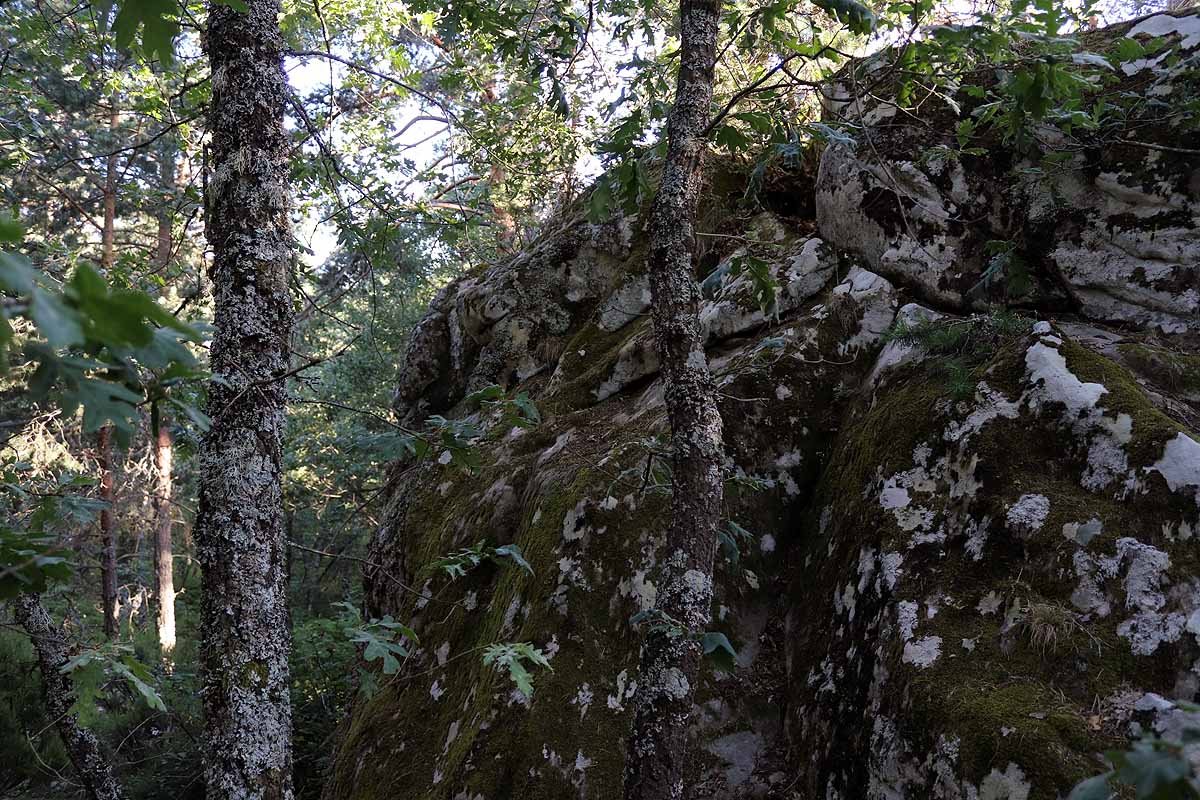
[816,11,1200,334]
[326,11,1200,800]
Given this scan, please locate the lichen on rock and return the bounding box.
[326,11,1200,799]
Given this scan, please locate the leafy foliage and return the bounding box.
[727,254,779,318]
[717,519,755,565]
[481,641,552,699]
[883,310,1030,398]
[60,642,166,712]
[0,255,204,438]
[630,608,740,672]
[1068,702,1200,799]
[335,602,419,678]
[426,540,534,580]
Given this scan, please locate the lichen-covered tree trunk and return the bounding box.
[198,0,295,795]
[14,593,127,800]
[623,1,725,798]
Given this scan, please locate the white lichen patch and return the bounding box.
[1071,537,1185,655]
[901,635,942,668]
[898,601,920,641]
[1005,494,1050,535]
[1150,433,1200,502]
[571,684,593,720]
[1023,338,1134,491]
[1063,518,1103,546]
[562,499,589,542]
[978,762,1031,800]
[978,592,1003,616]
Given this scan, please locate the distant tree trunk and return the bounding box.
[156,138,174,270]
[14,593,127,800]
[623,0,725,798]
[97,425,117,639]
[481,82,517,252]
[97,97,120,640]
[153,142,176,658]
[152,418,175,656]
[198,0,295,795]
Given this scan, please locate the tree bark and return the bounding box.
[153,140,177,658]
[623,1,725,798]
[97,424,117,639]
[198,0,295,796]
[481,82,517,252]
[14,593,127,800]
[97,97,120,640]
[152,419,175,656]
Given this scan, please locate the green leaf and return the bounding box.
[1066,774,1112,800]
[72,378,144,434]
[0,217,24,245]
[482,642,552,699]
[465,384,506,406]
[168,398,212,433]
[714,124,752,152]
[112,0,179,64]
[511,392,540,425]
[807,122,856,148]
[1110,38,1147,63]
[1111,748,1192,797]
[587,178,614,223]
[30,288,83,348]
[0,251,36,295]
[811,0,877,34]
[115,658,166,711]
[698,631,738,672]
[494,543,533,575]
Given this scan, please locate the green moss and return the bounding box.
[241,660,268,690]
[1060,339,1190,466]
[1117,342,1200,395]
[543,317,652,415]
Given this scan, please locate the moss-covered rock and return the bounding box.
[815,9,1200,334]
[327,12,1200,799]
[787,319,1200,799]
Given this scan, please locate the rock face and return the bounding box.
[817,13,1200,334]
[326,11,1200,800]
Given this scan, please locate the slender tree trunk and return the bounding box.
[156,138,174,270]
[14,593,127,800]
[198,0,295,796]
[97,97,120,640]
[97,424,117,639]
[623,1,725,797]
[153,141,177,658]
[481,82,517,252]
[153,419,176,656]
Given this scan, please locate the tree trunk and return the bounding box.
[97,97,120,640]
[153,419,176,656]
[14,593,127,800]
[97,425,117,639]
[198,0,295,795]
[102,98,118,271]
[623,0,725,798]
[481,82,517,252]
[153,140,177,658]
